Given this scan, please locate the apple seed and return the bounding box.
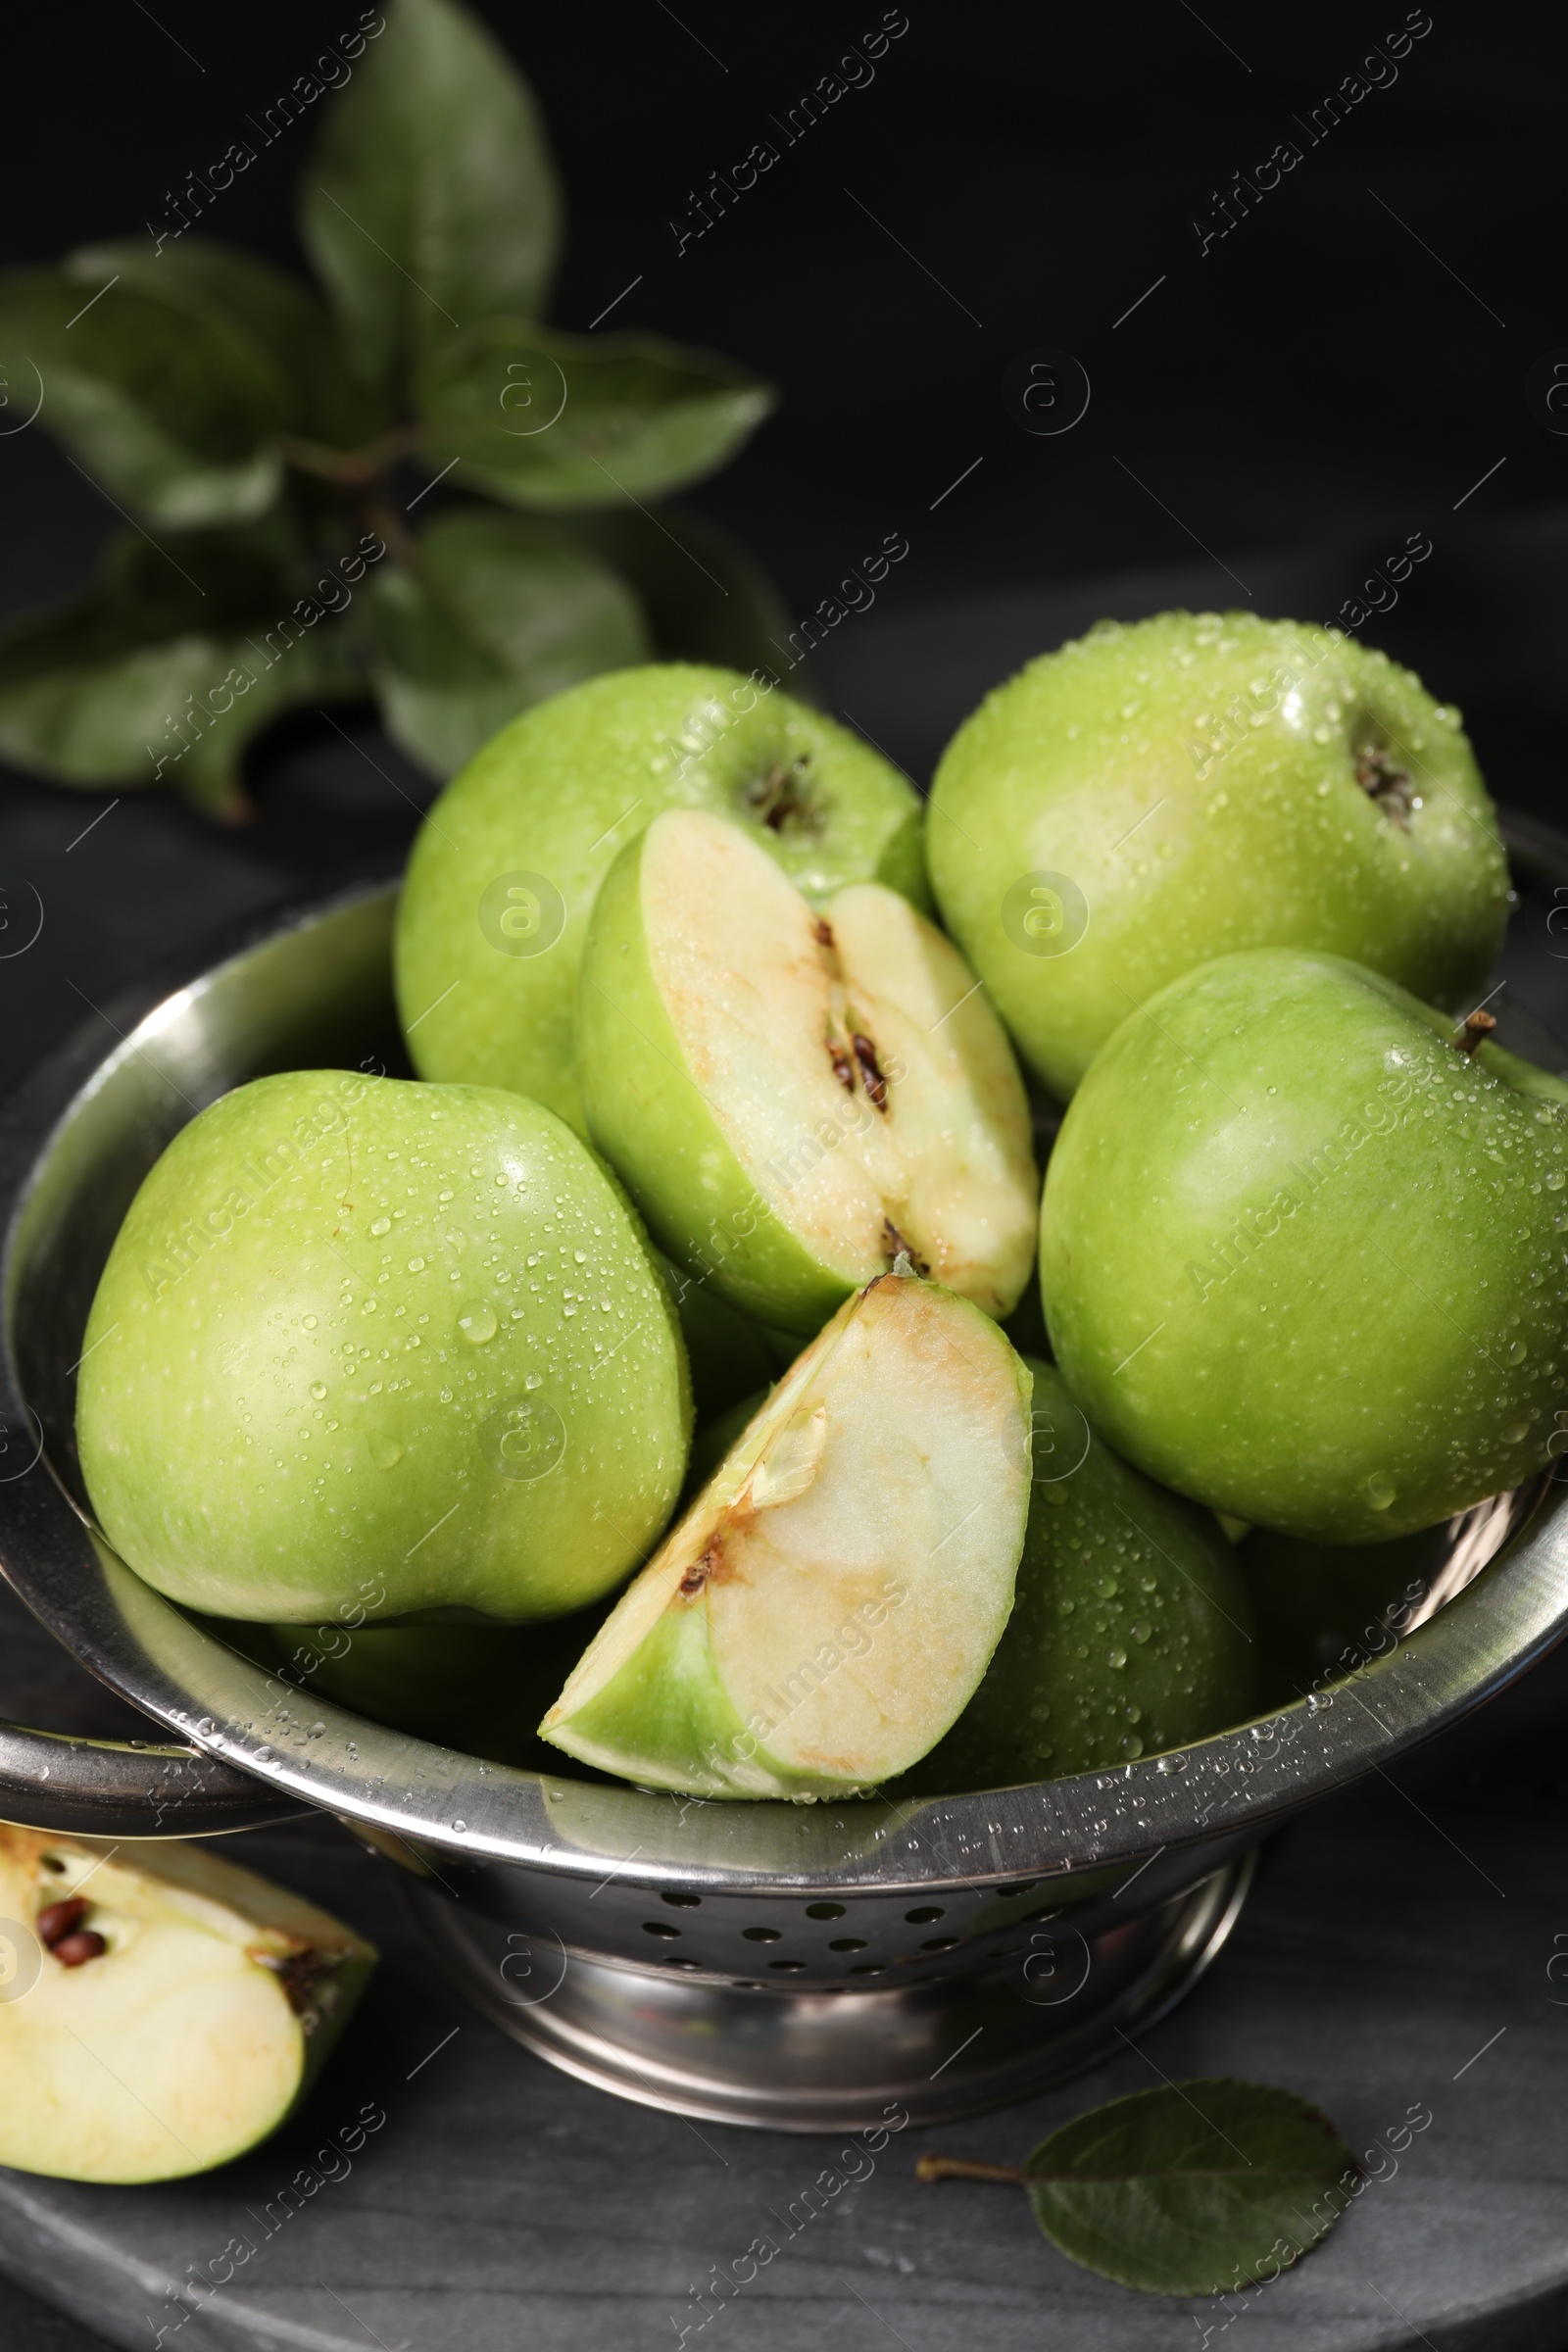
[50,1930,108,1969]
[36,1898,88,1948]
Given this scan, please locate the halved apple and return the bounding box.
[0,1829,375,2182]
[577,808,1038,1332]
[540,1272,1034,1797]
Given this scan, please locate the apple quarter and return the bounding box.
[577,807,1039,1331]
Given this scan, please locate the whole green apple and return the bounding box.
[1042,949,1568,1543]
[1238,1522,1448,1703]
[928,612,1508,1101]
[541,1271,1034,1798]
[394,662,929,1133]
[76,1069,690,1622]
[899,1361,1256,1791]
[578,808,1038,1330]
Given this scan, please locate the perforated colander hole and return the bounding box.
[828,1936,867,1952]
[662,1957,703,1970]
[805,1901,846,1919]
[734,1981,764,1990]
[642,1922,680,1938]
[920,1936,960,1952]
[768,1958,807,1972]
[662,1891,701,1908]
[905,1906,945,1924]
[850,1963,886,1976]
[741,1927,782,1942]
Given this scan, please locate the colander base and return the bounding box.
[402,1855,1253,2131]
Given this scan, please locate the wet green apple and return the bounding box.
[0,1827,374,2183]
[1042,949,1568,1543]
[1238,1521,1448,1703]
[578,808,1038,1331]
[394,662,929,1132]
[540,1271,1034,1798]
[653,1250,776,1422]
[76,1069,690,1622]
[237,1602,612,1767]
[928,612,1509,1101]
[899,1362,1256,1790]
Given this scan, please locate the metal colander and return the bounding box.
[2,859,1566,2129]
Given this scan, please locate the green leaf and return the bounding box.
[1022,2080,1359,2296]
[299,0,563,403]
[67,237,379,453]
[416,323,775,510]
[363,506,651,775]
[569,503,800,685]
[0,270,292,529]
[0,518,370,819]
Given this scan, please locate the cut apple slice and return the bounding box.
[0,1829,375,2183]
[577,807,1038,1331]
[540,1271,1034,1797]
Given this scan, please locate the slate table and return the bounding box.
[4,516,1568,2349]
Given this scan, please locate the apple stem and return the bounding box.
[1453,1009,1497,1056]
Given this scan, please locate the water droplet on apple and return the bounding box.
[374,1439,404,1469]
[525,1370,543,1391]
[1107,1645,1128,1669]
[302,1314,318,1329]
[1364,1473,1396,1510]
[408,1255,426,1273]
[370,1216,391,1236]
[1507,1339,1529,1364]
[458,1301,497,1345]
[309,1381,327,1401]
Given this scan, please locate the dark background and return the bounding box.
[4,1,1568,1101]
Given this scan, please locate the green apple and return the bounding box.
[899,1361,1256,1791]
[235,1603,611,1765]
[653,1250,777,1421]
[577,808,1038,1331]
[928,612,1509,1101]
[1042,949,1568,1543]
[394,662,929,1133]
[0,1827,374,2183]
[1239,1522,1448,1701]
[76,1068,690,1622]
[540,1271,1034,1798]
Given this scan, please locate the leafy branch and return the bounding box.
[0,0,783,819]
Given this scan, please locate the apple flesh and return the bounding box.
[0,1828,374,2183]
[540,1272,1034,1798]
[578,808,1038,1331]
[899,1361,1257,1791]
[76,1069,691,1622]
[928,612,1509,1102]
[1042,949,1568,1543]
[394,662,930,1133]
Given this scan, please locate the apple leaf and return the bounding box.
[0,519,367,820]
[568,503,801,687]
[362,506,651,775]
[1030,2080,1358,2295]
[0,270,294,530]
[66,238,379,455]
[919,2079,1360,2298]
[299,0,563,404]
[416,323,775,510]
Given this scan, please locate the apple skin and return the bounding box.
[928,612,1509,1102]
[394,662,929,1133]
[1237,1523,1450,1705]
[76,1069,691,1623]
[1041,948,1568,1544]
[897,1361,1256,1791]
